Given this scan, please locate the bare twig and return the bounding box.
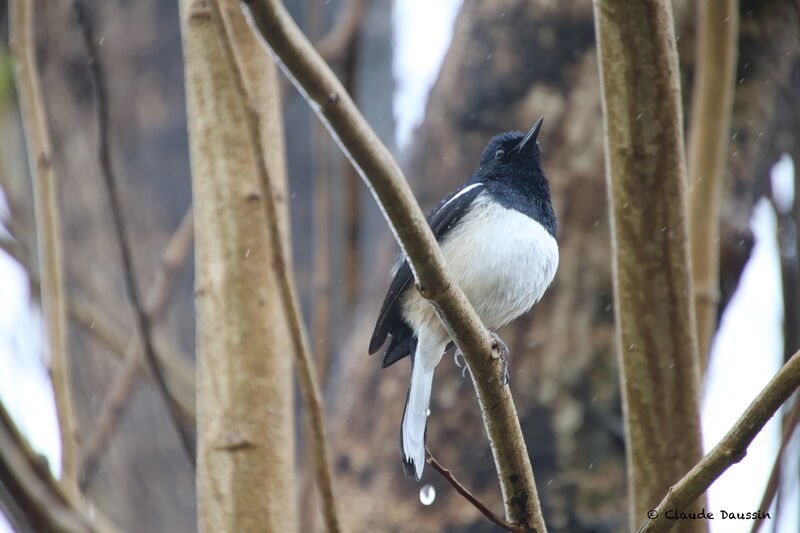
[0,402,123,533]
[72,0,195,466]
[749,395,800,533]
[9,0,78,491]
[302,7,334,525]
[426,448,527,533]
[79,208,194,489]
[207,2,342,531]
[687,0,739,370]
[244,1,546,530]
[638,351,800,533]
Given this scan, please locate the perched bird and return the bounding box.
[368,118,559,479]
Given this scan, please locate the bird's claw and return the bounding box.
[490,332,510,386]
[453,349,470,379]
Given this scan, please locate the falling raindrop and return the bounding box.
[419,484,436,505]
[426,408,431,416]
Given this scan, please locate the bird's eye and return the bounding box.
[494,149,505,160]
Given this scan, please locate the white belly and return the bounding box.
[402,192,559,340]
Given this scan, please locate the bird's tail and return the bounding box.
[401,354,435,480]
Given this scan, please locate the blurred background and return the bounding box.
[0,0,799,532]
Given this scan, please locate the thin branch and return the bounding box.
[0,402,123,533]
[207,2,342,531]
[426,448,527,533]
[243,1,546,530]
[749,395,800,533]
[72,0,195,467]
[79,208,194,489]
[687,0,739,370]
[638,350,800,533]
[303,15,334,529]
[9,0,79,492]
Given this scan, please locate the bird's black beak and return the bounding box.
[514,117,544,154]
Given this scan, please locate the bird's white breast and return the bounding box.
[402,191,559,338]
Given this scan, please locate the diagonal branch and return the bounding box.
[638,350,800,533]
[79,207,194,489]
[72,0,196,467]
[9,0,78,492]
[243,1,546,530]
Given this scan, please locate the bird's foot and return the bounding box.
[490,331,510,386]
[453,349,470,379]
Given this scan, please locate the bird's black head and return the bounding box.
[477,118,544,181]
[472,118,557,237]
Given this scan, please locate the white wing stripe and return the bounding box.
[440,182,483,212]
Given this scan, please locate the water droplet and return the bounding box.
[245,248,251,258]
[426,408,431,416]
[588,463,594,470]
[419,484,436,505]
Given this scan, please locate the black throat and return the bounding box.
[477,171,557,239]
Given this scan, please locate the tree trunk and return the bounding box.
[594,1,706,530]
[179,1,297,531]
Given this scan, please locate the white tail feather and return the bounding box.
[402,357,435,479]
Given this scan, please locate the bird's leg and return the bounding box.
[490,331,510,385]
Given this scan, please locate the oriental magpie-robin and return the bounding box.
[368,118,558,479]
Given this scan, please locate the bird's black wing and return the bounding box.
[369,182,486,367]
